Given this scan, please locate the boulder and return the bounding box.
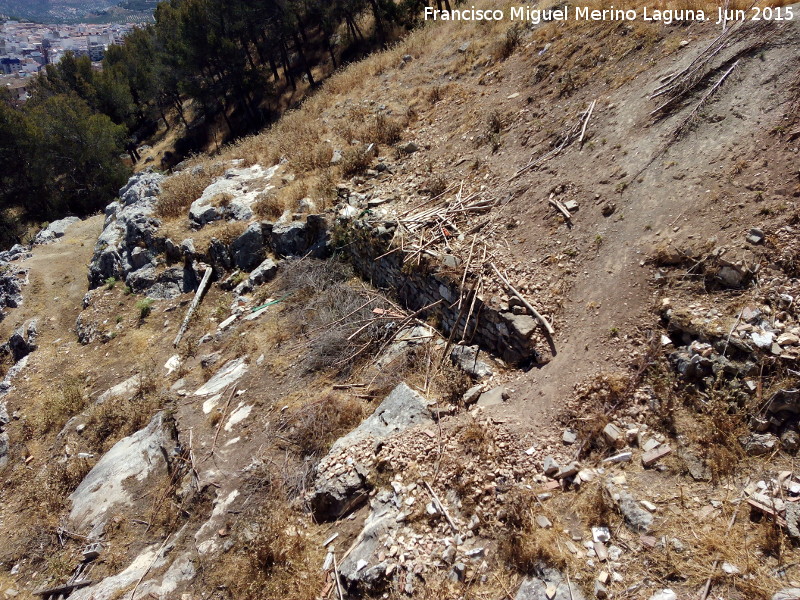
[739,433,778,456]
[773,589,800,600]
[231,222,265,271]
[515,566,587,600]
[189,164,280,226]
[34,216,80,245]
[248,258,279,287]
[0,244,30,263]
[339,491,400,595]
[69,413,176,533]
[194,357,249,396]
[69,545,169,600]
[271,221,308,256]
[450,345,493,379]
[119,170,163,206]
[330,382,432,450]
[2,321,37,362]
[502,312,539,339]
[0,265,26,314]
[477,386,508,407]
[309,383,433,521]
[88,172,165,289]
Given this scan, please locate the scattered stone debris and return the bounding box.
[310,382,433,521]
[515,566,587,600]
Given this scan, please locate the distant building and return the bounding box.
[0,57,21,75]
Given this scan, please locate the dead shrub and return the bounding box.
[339,146,373,178]
[693,397,747,482]
[487,109,504,134]
[459,420,493,459]
[36,376,88,434]
[210,220,248,246]
[156,169,214,219]
[310,169,337,209]
[428,86,443,105]
[493,24,524,61]
[282,393,364,458]
[424,173,448,198]
[253,190,286,220]
[295,142,334,173]
[369,114,404,145]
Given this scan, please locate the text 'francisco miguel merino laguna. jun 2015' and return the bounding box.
[423,4,795,25]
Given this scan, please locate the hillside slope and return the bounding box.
[1,6,800,600]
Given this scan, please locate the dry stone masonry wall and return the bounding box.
[340,219,543,366]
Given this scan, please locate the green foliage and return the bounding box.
[136,298,155,319]
[0,90,129,235]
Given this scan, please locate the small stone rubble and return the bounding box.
[661,277,800,451]
[309,383,434,521]
[319,408,544,593]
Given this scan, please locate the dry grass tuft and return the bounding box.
[35,375,88,434]
[339,146,374,178]
[496,488,571,574]
[253,190,287,220]
[281,393,364,459]
[156,168,215,219]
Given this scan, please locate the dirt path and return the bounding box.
[0,216,102,345]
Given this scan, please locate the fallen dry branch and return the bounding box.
[673,60,739,138]
[578,99,596,148]
[509,100,596,182]
[173,266,213,347]
[204,385,237,461]
[548,196,573,226]
[423,480,458,534]
[490,262,555,336]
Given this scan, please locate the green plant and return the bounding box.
[123,285,133,295]
[136,298,154,319]
[105,276,117,290]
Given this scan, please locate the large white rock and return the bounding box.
[69,546,168,600]
[189,164,280,225]
[68,413,174,532]
[96,375,140,404]
[194,357,249,396]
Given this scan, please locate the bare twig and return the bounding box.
[173,266,213,347]
[490,262,555,336]
[423,480,458,534]
[204,385,237,461]
[129,537,169,600]
[578,99,596,148]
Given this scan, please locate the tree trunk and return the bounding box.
[280,40,296,91]
[293,31,315,87]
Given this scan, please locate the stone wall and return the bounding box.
[340,219,544,366]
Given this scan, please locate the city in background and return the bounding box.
[1,7,147,103]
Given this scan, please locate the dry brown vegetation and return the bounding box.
[155,167,217,219]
